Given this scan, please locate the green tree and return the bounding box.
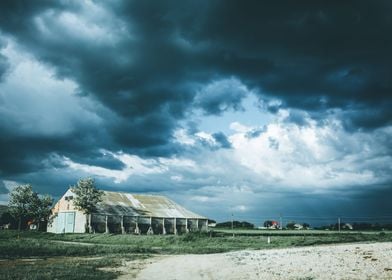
[30,194,53,230]
[264,220,274,228]
[8,185,54,231]
[302,223,310,229]
[8,185,35,231]
[71,178,103,233]
[286,222,296,230]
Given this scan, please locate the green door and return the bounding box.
[56,212,66,233]
[65,212,75,233]
[55,212,75,233]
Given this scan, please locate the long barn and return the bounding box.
[47,189,208,234]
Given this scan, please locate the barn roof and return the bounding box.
[92,190,206,219]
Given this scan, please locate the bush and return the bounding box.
[215,221,254,229]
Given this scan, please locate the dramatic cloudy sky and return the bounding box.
[0,0,391,225]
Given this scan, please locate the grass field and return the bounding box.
[1,229,391,279]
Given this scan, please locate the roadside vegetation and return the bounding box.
[1,229,392,279]
[2,229,392,257]
[0,256,124,280]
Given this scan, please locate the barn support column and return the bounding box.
[121,215,125,234]
[173,218,177,235]
[88,214,93,233]
[196,219,199,231]
[162,218,166,235]
[205,219,208,232]
[134,216,140,235]
[185,218,189,233]
[147,216,154,235]
[105,215,109,234]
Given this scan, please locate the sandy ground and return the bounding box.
[127,242,392,280]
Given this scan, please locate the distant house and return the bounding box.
[269,221,280,229]
[47,189,208,234]
[261,220,280,229]
[293,223,303,230]
[207,219,217,227]
[342,223,353,230]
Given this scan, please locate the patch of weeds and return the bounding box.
[0,257,122,280]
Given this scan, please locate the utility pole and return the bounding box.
[338,217,341,233]
[231,213,234,237]
[279,213,283,230]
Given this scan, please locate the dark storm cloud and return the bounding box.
[193,78,249,115]
[2,0,391,127]
[0,130,108,176]
[0,53,8,81]
[0,0,391,181]
[212,132,232,149]
[0,37,9,81]
[162,0,391,128]
[184,1,392,105]
[0,181,8,194]
[0,0,195,159]
[245,126,267,139]
[68,152,125,171]
[284,110,311,127]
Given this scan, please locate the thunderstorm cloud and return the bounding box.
[0,0,391,223]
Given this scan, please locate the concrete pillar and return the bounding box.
[147,216,154,235]
[162,218,166,235]
[105,215,109,234]
[135,216,140,235]
[121,215,125,234]
[173,217,177,235]
[88,214,93,233]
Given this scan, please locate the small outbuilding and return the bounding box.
[47,188,208,234]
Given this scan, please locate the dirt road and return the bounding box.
[129,242,392,280]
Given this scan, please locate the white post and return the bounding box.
[173,218,177,235]
[121,215,125,234]
[147,217,154,235]
[135,216,140,235]
[105,215,109,234]
[88,214,93,233]
[185,218,189,233]
[162,218,166,235]
[205,219,208,232]
[196,219,199,231]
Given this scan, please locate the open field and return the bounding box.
[212,228,392,236]
[134,242,392,280]
[0,230,392,279]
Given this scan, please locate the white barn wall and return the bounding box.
[47,210,86,233]
[74,211,87,233]
[47,189,87,233]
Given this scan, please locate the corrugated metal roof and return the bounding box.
[94,190,206,219]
